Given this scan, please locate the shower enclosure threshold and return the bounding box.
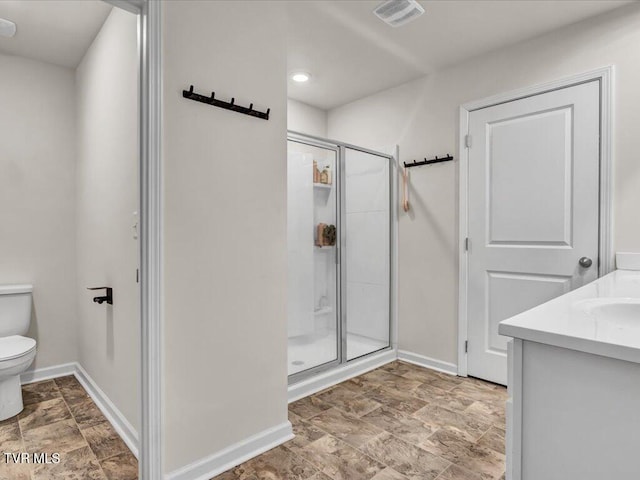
[287,348,396,403]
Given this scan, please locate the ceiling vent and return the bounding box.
[373,0,425,28]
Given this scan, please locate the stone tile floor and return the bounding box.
[216,361,507,480]
[0,376,138,480]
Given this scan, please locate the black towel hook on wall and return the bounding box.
[182,85,270,120]
[404,154,454,169]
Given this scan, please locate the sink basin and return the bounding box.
[576,298,640,344]
[580,298,640,319]
[589,302,640,325]
[499,270,640,364]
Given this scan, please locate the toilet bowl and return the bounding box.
[0,285,36,421]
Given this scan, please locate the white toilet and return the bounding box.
[0,285,37,421]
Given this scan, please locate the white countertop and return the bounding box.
[499,270,640,364]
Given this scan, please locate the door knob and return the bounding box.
[579,257,593,268]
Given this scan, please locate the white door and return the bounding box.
[466,81,600,385]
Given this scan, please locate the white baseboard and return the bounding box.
[166,421,294,480]
[397,350,458,376]
[20,362,139,459]
[20,363,76,384]
[288,349,397,403]
[74,363,139,459]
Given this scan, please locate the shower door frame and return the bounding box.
[287,134,343,381]
[287,131,396,385]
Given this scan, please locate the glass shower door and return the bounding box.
[287,140,340,377]
[343,147,391,360]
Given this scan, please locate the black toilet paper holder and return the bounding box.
[87,287,113,305]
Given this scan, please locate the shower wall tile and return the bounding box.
[344,148,391,350]
[346,211,390,286]
[287,152,316,338]
[347,282,389,341]
[345,152,389,214]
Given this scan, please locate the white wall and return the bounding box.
[287,98,327,137]
[0,53,78,370]
[76,7,139,430]
[328,3,640,365]
[162,0,288,473]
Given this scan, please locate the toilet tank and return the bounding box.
[0,285,33,337]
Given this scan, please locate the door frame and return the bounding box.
[457,66,613,377]
[104,1,163,479]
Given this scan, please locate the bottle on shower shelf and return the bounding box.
[320,168,328,184]
[313,160,319,183]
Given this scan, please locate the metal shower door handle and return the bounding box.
[579,257,593,268]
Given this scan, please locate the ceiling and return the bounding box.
[287,0,634,110]
[0,0,112,68]
[0,1,632,101]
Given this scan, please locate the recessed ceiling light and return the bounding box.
[0,18,17,38]
[291,72,311,83]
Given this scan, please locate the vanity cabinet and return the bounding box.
[501,270,640,480]
[506,338,640,480]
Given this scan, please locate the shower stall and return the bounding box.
[287,131,394,383]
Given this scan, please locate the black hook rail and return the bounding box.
[182,85,270,120]
[404,154,454,169]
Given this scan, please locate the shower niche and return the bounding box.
[287,133,392,381]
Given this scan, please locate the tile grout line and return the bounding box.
[305,386,443,454]
[387,369,507,477]
[287,362,505,480]
[355,415,455,475]
[297,368,501,478]
[474,426,506,456]
[279,443,326,479]
[298,402,454,479]
[17,380,67,480]
[298,430,395,478]
[54,377,112,480]
[16,379,74,480]
[432,464,454,480]
[292,406,399,476]
[14,402,31,480]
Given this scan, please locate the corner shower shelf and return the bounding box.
[315,245,335,252]
[313,183,332,190]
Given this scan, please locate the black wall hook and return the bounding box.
[183,85,270,120]
[404,154,454,169]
